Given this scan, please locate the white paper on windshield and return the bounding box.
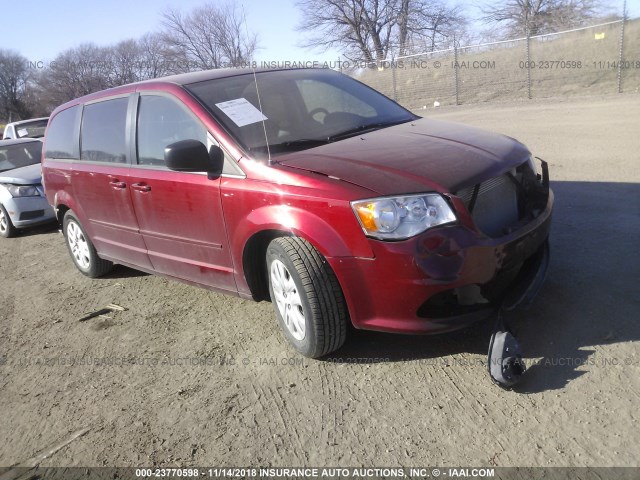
[17,128,29,137]
[215,98,268,127]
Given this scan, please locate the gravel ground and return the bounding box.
[0,94,638,469]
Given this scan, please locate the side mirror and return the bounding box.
[165,140,224,177]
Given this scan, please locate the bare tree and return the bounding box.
[0,49,33,121]
[296,0,398,62]
[37,35,187,112]
[396,0,468,55]
[138,32,180,78]
[160,2,258,70]
[296,0,465,62]
[106,39,143,86]
[6,2,259,117]
[479,0,601,37]
[37,44,112,110]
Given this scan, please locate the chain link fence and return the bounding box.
[343,18,639,109]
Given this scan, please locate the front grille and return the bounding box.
[455,160,549,238]
[456,174,511,204]
[456,173,519,237]
[19,210,45,220]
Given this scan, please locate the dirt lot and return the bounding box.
[1,94,639,469]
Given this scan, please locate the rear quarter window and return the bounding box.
[81,97,129,163]
[44,106,81,159]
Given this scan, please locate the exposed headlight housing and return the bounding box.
[351,193,456,240]
[526,154,537,175]
[5,185,40,197]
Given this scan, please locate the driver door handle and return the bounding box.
[131,183,151,192]
[109,179,126,189]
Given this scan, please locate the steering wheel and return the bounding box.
[308,107,329,123]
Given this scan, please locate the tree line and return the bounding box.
[0,0,615,123]
[296,0,614,62]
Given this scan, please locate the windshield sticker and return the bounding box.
[215,98,268,127]
[17,128,29,137]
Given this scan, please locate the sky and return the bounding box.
[6,0,342,64]
[5,0,639,64]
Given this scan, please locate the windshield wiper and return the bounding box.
[327,119,412,142]
[267,138,330,151]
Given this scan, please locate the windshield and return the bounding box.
[13,119,48,138]
[185,69,417,158]
[0,141,43,172]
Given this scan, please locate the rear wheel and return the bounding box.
[266,237,348,358]
[0,205,17,238]
[63,211,113,277]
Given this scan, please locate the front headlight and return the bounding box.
[351,193,456,240]
[5,185,40,197]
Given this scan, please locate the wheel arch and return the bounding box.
[236,205,372,301]
[242,229,292,301]
[55,203,71,226]
[51,189,82,228]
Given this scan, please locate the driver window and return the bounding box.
[137,95,207,166]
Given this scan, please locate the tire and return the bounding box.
[63,211,113,277]
[0,204,18,238]
[266,236,348,358]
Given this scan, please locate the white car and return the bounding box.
[2,117,49,140]
[0,138,55,238]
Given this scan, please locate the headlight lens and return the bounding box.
[351,193,456,240]
[6,185,39,197]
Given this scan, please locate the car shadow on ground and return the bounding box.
[325,181,640,393]
[100,264,150,279]
[14,225,149,279]
[10,221,58,237]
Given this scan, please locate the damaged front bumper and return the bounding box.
[329,160,553,335]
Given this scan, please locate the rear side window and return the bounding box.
[44,106,80,159]
[136,95,207,166]
[81,98,128,163]
[15,119,48,138]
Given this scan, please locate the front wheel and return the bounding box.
[63,211,113,277]
[0,204,18,238]
[266,237,348,358]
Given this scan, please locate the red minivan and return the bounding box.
[42,68,552,357]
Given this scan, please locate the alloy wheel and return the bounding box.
[67,221,91,269]
[270,259,306,340]
[0,209,7,234]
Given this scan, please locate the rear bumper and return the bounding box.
[3,196,56,228]
[328,190,553,334]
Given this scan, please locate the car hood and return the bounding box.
[0,163,42,185]
[276,118,531,194]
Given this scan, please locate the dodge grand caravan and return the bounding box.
[42,68,552,358]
